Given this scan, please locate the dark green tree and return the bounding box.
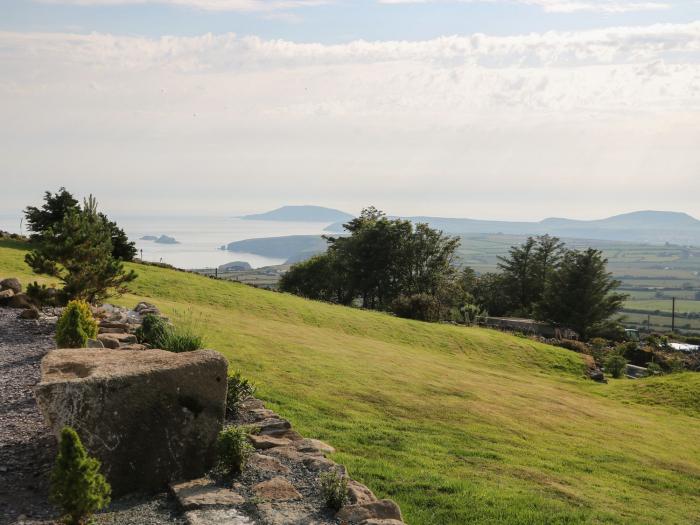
[535,248,627,340]
[279,253,350,304]
[50,427,111,525]
[497,237,538,315]
[24,187,79,239]
[25,196,137,304]
[24,188,136,261]
[471,272,512,317]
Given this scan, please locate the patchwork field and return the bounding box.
[2,239,700,524]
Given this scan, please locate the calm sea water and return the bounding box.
[0,213,329,270]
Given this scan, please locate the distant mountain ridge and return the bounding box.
[324,210,700,244]
[240,205,353,223]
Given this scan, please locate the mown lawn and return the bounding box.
[2,239,700,524]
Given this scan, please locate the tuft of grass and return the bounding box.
[2,243,700,524]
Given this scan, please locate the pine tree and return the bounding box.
[25,196,136,304]
[50,427,111,525]
[536,248,627,340]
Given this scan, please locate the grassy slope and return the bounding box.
[2,239,700,525]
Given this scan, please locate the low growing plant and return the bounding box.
[50,427,111,525]
[26,281,59,307]
[226,372,257,416]
[646,361,663,376]
[160,324,204,353]
[319,469,349,511]
[605,354,628,379]
[216,425,254,476]
[135,313,169,347]
[55,300,98,348]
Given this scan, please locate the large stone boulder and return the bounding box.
[0,277,21,294]
[35,349,228,496]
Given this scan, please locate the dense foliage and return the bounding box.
[319,470,349,511]
[25,195,137,304]
[55,300,98,348]
[24,187,136,261]
[135,312,204,352]
[216,425,254,476]
[280,207,466,320]
[226,372,257,416]
[50,427,111,525]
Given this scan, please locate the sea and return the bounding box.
[0,213,330,270]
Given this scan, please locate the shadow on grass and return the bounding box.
[0,239,30,252]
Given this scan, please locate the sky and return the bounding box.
[1,0,700,221]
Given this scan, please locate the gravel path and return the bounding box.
[0,307,186,525]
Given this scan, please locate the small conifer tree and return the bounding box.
[55,300,98,348]
[50,427,111,525]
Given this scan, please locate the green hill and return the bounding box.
[2,239,699,524]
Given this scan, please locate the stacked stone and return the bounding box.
[90,301,163,350]
[170,397,405,525]
[0,277,42,319]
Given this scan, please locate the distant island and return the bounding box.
[218,261,252,272]
[240,205,354,223]
[225,235,328,262]
[324,210,700,245]
[140,234,179,245]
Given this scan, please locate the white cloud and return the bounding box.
[379,0,669,14]
[0,25,699,217]
[35,0,331,12]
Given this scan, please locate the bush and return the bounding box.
[55,300,98,348]
[556,339,589,354]
[319,469,349,511]
[589,337,609,350]
[226,372,257,416]
[391,293,440,322]
[605,354,628,379]
[26,281,60,307]
[50,427,111,525]
[135,314,169,347]
[136,313,204,352]
[160,324,204,353]
[646,362,663,376]
[215,425,254,476]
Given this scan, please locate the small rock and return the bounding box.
[0,288,14,299]
[249,453,291,474]
[294,438,335,455]
[252,477,302,501]
[171,478,245,510]
[256,418,292,435]
[98,336,121,349]
[99,327,127,334]
[19,307,40,320]
[248,408,277,421]
[119,344,147,351]
[99,321,130,330]
[248,434,291,450]
[336,500,403,523]
[302,456,339,472]
[7,294,34,309]
[0,277,22,294]
[359,520,404,525]
[347,479,378,505]
[87,339,105,349]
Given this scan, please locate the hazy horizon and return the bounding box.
[2,1,700,220]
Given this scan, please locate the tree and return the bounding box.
[497,235,564,316]
[24,187,79,238]
[25,196,137,304]
[471,272,512,317]
[535,248,627,340]
[279,253,350,304]
[50,427,111,525]
[24,188,136,261]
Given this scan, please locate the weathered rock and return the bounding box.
[249,453,291,474]
[252,477,302,501]
[99,321,130,331]
[336,500,403,523]
[0,288,14,299]
[359,520,404,525]
[98,327,127,334]
[256,417,292,435]
[302,455,339,472]
[170,478,245,509]
[248,408,277,421]
[0,277,21,294]
[293,438,335,455]
[248,434,291,450]
[7,294,34,309]
[239,397,265,411]
[347,480,378,505]
[98,332,137,345]
[86,338,105,349]
[135,302,161,316]
[119,343,147,351]
[98,336,120,349]
[35,348,227,496]
[19,307,40,320]
[186,508,254,525]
